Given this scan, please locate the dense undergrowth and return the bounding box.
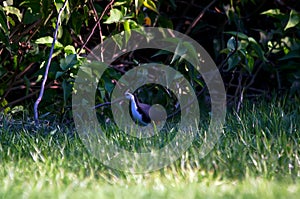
[1,0,300,118]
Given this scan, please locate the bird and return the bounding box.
[125,91,151,126]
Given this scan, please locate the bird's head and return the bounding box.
[125,91,134,100]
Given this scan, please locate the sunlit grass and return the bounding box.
[0,97,299,198]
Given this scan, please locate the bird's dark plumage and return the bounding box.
[125,91,151,126]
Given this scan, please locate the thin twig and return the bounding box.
[0,82,53,113]
[79,0,115,54]
[185,0,217,35]
[33,0,68,125]
[93,97,125,109]
[1,74,17,104]
[89,0,104,61]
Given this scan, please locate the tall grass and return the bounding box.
[0,97,299,198]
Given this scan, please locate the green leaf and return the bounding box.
[225,53,241,71]
[7,16,15,26]
[0,28,10,48]
[123,20,131,44]
[279,50,300,61]
[143,0,159,14]
[3,6,22,22]
[60,54,78,71]
[245,54,254,73]
[261,9,282,17]
[11,105,24,114]
[103,8,123,24]
[64,45,76,55]
[135,0,143,14]
[219,48,230,54]
[54,0,64,12]
[54,0,70,23]
[171,41,187,64]
[0,6,8,33]
[35,36,64,49]
[55,71,65,79]
[151,49,172,58]
[0,98,10,114]
[113,1,127,6]
[13,55,17,70]
[284,10,300,30]
[70,11,83,34]
[62,79,72,106]
[183,41,200,66]
[248,37,267,61]
[23,9,40,24]
[227,36,241,51]
[158,15,173,29]
[112,33,124,49]
[225,31,249,40]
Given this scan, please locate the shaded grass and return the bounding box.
[0,97,299,198]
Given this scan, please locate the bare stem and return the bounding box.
[33,0,68,125]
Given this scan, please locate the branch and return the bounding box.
[0,82,53,113]
[185,0,217,35]
[33,0,68,125]
[93,97,125,109]
[79,0,115,54]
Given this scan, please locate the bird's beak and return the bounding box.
[124,89,130,95]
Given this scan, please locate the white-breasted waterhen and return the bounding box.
[125,91,151,126]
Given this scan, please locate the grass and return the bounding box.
[0,97,300,198]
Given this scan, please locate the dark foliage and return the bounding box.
[0,0,299,121]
